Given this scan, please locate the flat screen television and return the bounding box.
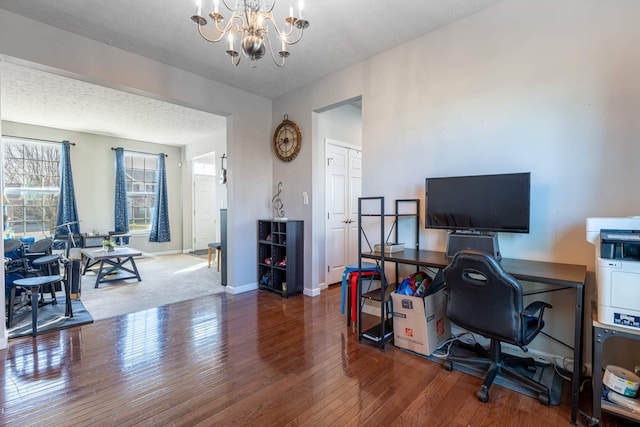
[425,172,531,234]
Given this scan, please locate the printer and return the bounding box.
[586,217,640,329]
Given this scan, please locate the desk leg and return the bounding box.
[570,285,585,425]
[30,285,39,337]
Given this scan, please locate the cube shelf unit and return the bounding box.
[257,219,304,297]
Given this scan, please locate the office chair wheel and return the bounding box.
[537,393,550,406]
[443,360,453,371]
[476,386,489,403]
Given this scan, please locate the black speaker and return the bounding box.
[446,233,501,260]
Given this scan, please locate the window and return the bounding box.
[3,137,61,235]
[125,152,158,232]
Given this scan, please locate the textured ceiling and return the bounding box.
[0,62,226,145]
[0,0,503,144]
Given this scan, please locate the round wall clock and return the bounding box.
[273,115,301,162]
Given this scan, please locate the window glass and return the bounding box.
[3,138,61,236]
[125,152,157,231]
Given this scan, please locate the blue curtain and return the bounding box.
[56,141,80,235]
[149,153,170,242]
[114,147,130,244]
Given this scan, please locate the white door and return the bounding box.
[325,142,362,285]
[193,174,217,250]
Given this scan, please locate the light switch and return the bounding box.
[303,192,309,205]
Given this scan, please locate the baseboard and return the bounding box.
[226,282,258,294]
[305,287,321,297]
[362,300,381,316]
[146,250,183,257]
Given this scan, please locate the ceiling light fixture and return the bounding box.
[191,0,309,68]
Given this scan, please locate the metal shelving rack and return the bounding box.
[356,197,420,350]
[584,314,640,426]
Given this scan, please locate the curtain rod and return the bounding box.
[111,147,168,157]
[2,135,76,145]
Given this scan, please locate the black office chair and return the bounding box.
[442,250,552,405]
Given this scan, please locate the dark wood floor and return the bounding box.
[0,285,634,426]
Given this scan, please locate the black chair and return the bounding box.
[25,238,56,271]
[442,250,552,405]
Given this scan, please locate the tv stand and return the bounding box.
[445,231,501,260]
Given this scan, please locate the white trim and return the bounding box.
[304,287,321,297]
[226,281,258,294]
[325,137,361,152]
[144,250,182,257]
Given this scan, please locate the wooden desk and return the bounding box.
[362,249,587,425]
[81,247,142,288]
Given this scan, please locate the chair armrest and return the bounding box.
[522,301,552,333]
[522,301,552,317]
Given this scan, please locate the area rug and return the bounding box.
[8,298,93,339]
[79,253,225,321]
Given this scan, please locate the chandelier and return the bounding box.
[191,0,309,68]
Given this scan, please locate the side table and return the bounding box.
[12,275,63,337]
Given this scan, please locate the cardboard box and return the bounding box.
[391,288,451,356]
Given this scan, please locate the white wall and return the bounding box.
[274,0,640,362]
[317,104,362,148]
[273,68,365,296]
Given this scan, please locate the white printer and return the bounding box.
[586,217,640,330]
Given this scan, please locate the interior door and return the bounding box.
[325,142,362,285]
[193,174,217,250]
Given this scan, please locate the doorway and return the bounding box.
[192,153,218,251]
[325,141,362,285]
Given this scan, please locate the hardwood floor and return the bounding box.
[0,286,633,426]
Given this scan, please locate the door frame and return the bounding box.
[324,138,363,286]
